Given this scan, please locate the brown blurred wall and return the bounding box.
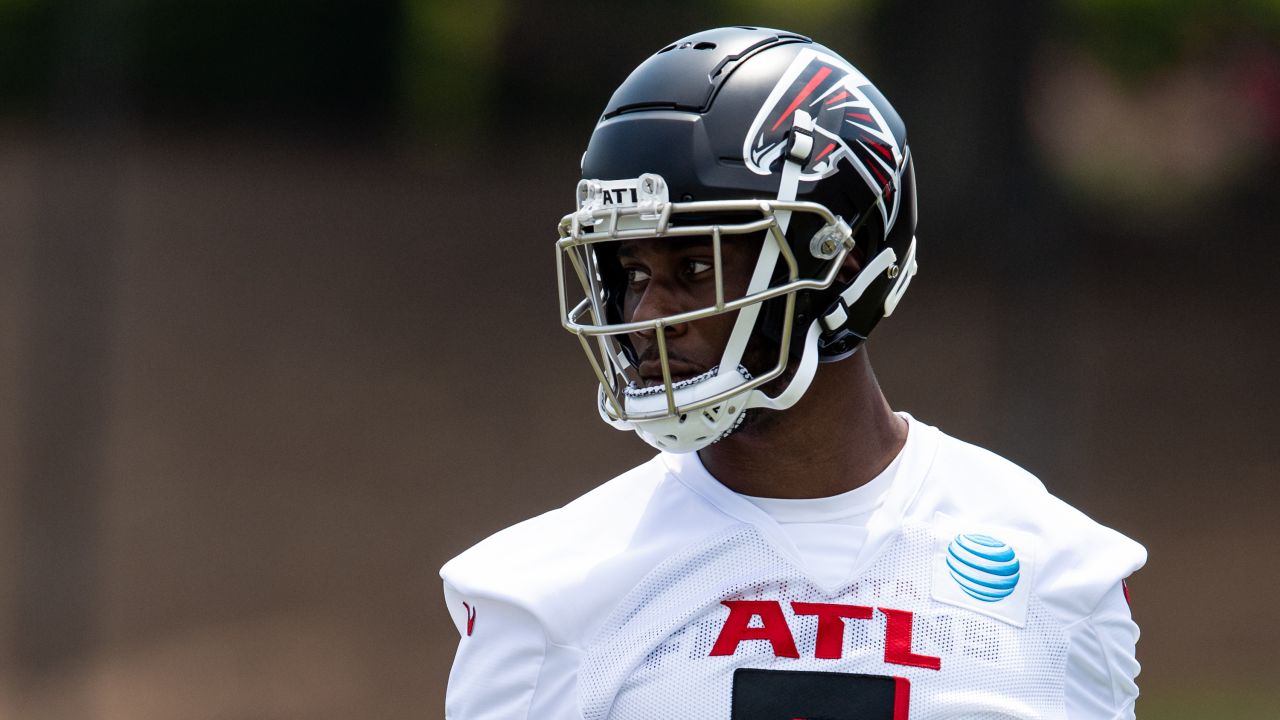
[0,125,1277,718]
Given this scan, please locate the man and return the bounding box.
[442,27,1145,719]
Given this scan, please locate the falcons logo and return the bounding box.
[743,48,904,230]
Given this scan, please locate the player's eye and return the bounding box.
[686,259,713,277]
[625,267,651,285]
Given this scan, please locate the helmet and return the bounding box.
[556,26,918,453]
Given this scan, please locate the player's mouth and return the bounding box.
[636,359,707,387]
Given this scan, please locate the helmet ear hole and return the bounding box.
[836,250,863,284]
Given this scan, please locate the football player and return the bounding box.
[442,27,1145,719]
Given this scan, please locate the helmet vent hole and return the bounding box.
[695,436,708,442]
[657,43,677,54]
[693,42,717,50]
[664,434,678,441]
[678,413,687,424]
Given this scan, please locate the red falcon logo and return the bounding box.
[743,48,905,229]
[463,601,476,636]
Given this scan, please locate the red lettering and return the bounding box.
[790,602,874,659]
[710,600,799,658]
[880,608,942,670]
[709,600,944,670]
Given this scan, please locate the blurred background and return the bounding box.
[1,0,1277,717]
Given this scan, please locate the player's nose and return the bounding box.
[629,278,689,340]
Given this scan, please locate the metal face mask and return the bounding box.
[557,172,854,452]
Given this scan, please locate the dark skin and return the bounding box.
[619,235,907,500]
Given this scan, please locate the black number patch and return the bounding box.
[731,668,910,719]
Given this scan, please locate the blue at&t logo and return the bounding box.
[946,533,1021,602]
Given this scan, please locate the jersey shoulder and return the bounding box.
[913,424,1147,620]
[440,454,740,645]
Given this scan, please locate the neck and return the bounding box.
[697,348,907,499]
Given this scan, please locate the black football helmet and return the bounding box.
[557,27,918,452]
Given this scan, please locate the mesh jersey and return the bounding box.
[441,415,1146,719]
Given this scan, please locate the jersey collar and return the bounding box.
[659,413,940,587]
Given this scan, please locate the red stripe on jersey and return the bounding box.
[894,676,911,719]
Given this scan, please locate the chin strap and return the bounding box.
[714,109,814,381]
[746,320,822,411]
[739,111,824,414]
[719,237,779,373]
[774,109,814,231]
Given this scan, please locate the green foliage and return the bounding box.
[0,0,55,111]
[1061,0,1280,80]
[399,0,509,135]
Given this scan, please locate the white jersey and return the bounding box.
[440,415,1146,719]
